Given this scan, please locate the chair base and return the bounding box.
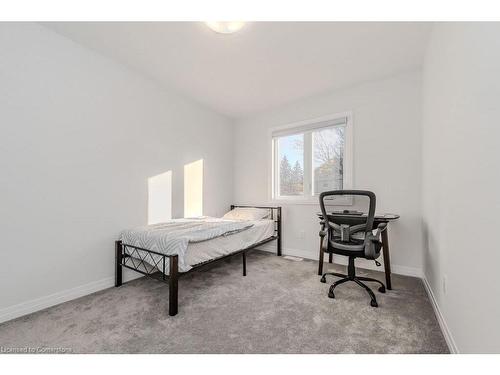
[320,256,386,307]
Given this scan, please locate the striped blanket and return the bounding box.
[120,217,254,272]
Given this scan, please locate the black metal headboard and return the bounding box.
[230,205,282,256]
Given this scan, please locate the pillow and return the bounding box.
[222,207,271,221]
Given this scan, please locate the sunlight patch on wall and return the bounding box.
[184,159,203,218]
[148,170,172,224]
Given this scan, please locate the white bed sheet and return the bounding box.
[185,219,275,267]
[125,219,275,275]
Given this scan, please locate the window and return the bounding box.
[271,113,352,203]
[277,133,304,196]
[313,126,345,195]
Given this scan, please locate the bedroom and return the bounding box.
[1,0,500,372]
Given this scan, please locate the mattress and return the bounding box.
[185,219,275,267]
[124,219,275,274]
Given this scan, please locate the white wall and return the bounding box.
[0,23,233,319]
[6,22,499,354]
[233,71,423,275]
[422,23,500,353]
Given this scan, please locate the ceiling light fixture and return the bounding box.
[205,22,245,34]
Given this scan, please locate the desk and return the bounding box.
[317,212,400,290]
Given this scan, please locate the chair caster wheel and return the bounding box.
[370,300,378,307]
[320,276,326,283]
[378,286,386,293]
[328,291,335,299]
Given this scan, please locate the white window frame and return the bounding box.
[269,111,353,205]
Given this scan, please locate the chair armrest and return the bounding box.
[319,219,327,236]
[319,229,329,252]
[375,223,388,238]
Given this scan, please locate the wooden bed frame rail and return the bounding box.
[115,205,281,316]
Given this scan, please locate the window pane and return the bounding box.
[313,126,345,194]
[277,133,304,196]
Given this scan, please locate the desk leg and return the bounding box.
[381,228,392,290]
[318,236,324,275]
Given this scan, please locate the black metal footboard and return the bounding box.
[115,241,179,316]
[115,205,281,316]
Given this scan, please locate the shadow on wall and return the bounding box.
[421,218,442,292]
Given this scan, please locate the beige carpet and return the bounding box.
[0,251,448,353]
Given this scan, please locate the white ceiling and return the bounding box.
[43,22,431,119]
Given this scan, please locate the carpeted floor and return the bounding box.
[0,251,449,353]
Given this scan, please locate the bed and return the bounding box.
[114,205,282,316]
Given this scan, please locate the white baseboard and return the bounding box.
[0,277,113,324]
[0,272,142,324]
[421,276,459,354]
[258,244,422,278]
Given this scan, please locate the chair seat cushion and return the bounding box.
[327,237,382,258]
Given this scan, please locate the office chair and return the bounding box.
[319,190,387,307]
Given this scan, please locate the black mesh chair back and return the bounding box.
[318,190,386,307]
[319,190,380,260]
